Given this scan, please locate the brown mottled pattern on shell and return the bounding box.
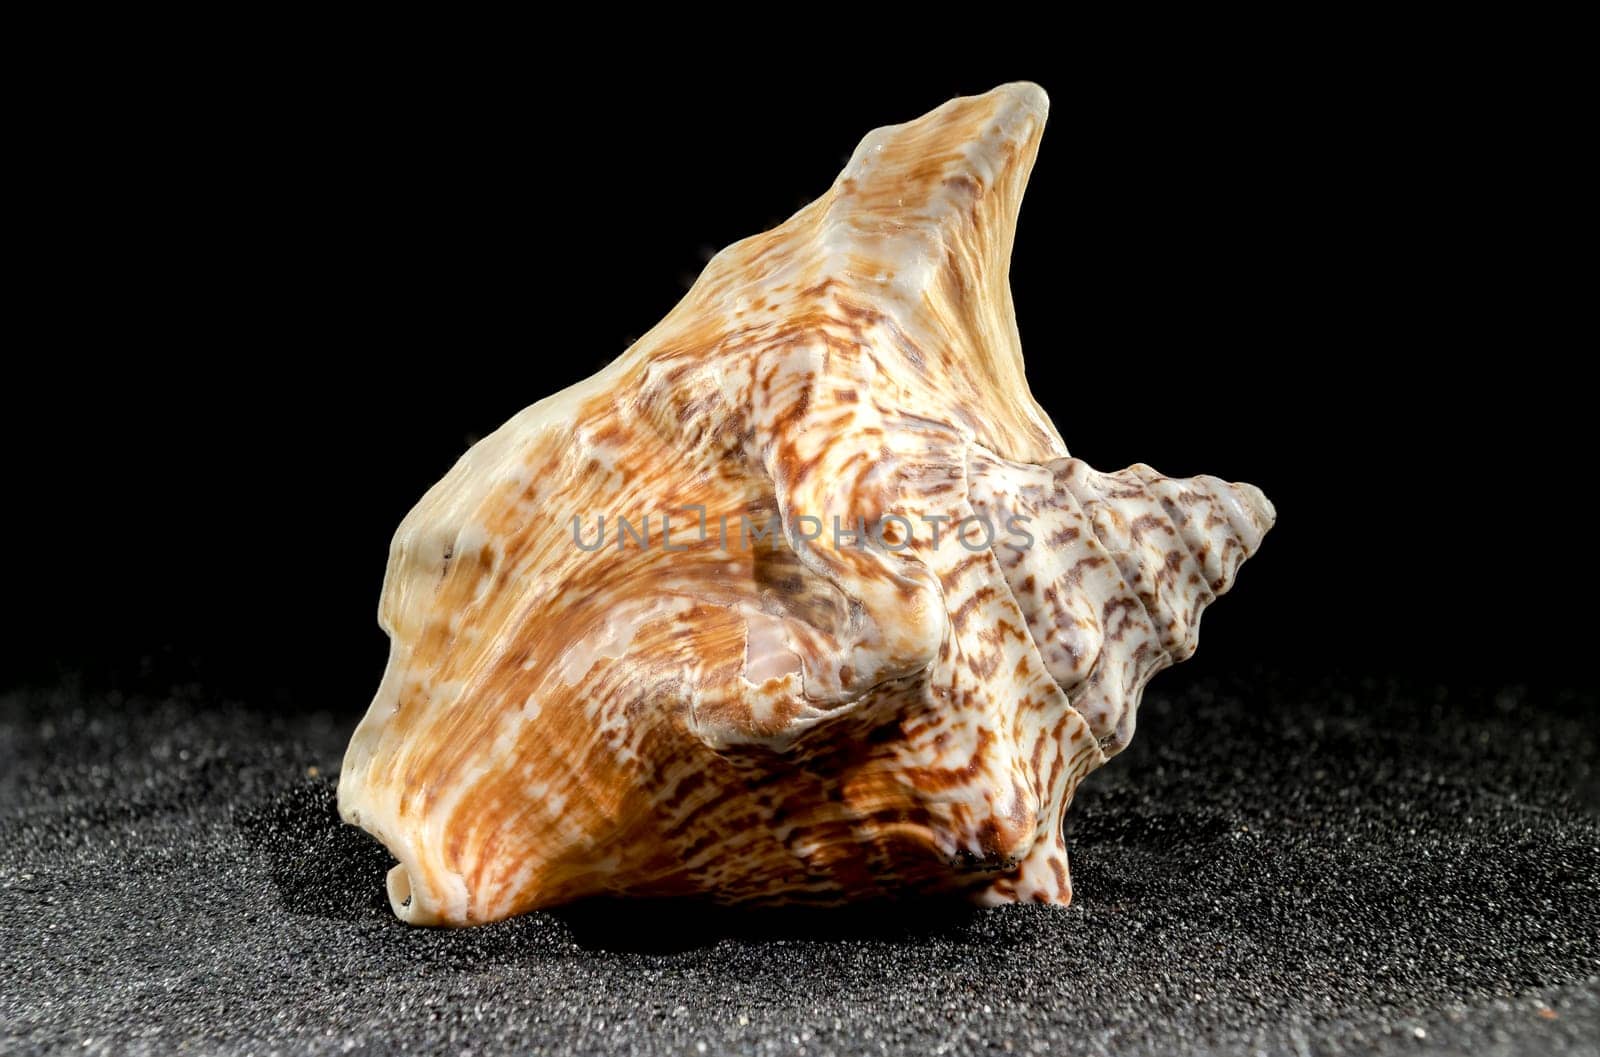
[337,83,1273,925]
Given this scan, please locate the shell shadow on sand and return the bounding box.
[238,777,991,953]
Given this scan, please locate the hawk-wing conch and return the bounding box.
[338,82,1274,925]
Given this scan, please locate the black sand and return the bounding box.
[2,673,1596,1056]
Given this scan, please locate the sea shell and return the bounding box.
[338,82,1274,926]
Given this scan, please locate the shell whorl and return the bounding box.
[336,83,1274,925]
[970,452,1274,757]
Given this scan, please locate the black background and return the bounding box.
[6,44,1586,710]
[4,35,1597,1057]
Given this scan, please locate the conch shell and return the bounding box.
[338,82,1273,925]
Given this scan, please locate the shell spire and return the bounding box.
[338,83,1274,925]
